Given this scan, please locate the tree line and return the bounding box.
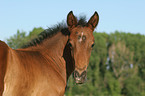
[6,27,145,96]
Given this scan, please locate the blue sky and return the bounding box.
[0,0,145,41]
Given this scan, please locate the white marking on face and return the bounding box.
[79,32,84,42]
[81,32,84,36]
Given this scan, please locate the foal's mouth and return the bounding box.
[73,70,87,84]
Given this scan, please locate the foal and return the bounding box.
[0,11,99,96]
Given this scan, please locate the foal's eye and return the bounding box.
[91,43,95,48]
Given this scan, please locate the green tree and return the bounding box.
[108,32,145,95]
[7,30,27,49]
[6,27,44,49]
[27,27,44,42]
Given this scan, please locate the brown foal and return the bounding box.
[0,11,99,96]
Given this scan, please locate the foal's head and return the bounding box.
[67,11,99,84]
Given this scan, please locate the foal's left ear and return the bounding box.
[87,11,99,31]
[67,11,77,29]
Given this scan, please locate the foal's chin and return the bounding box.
[75,80,84,84]
[74,77,86,84]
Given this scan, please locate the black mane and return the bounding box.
[77,15,87,26]
[21,16,87,48]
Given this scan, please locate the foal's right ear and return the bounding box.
[67,11,77,29]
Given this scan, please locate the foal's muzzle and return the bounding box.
[74,70,87,84]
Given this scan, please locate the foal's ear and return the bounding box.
[87,11,99,31]
[67,11,77,29]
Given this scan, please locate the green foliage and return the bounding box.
[105,71,121,96]
[122,75,144,96]
[6,27,44,49]
[7,30,27,49]
[6,29,145,96]
[27,27,44,42]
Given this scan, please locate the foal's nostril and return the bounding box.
[74,70,87,78]
[74,70,79,78]
[81,71,87,78]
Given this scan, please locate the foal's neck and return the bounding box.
[21,31,74,81]
[21,32,69,70]
[39,31,75,81]
[23,32,68,57]
[39,32,68,57]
